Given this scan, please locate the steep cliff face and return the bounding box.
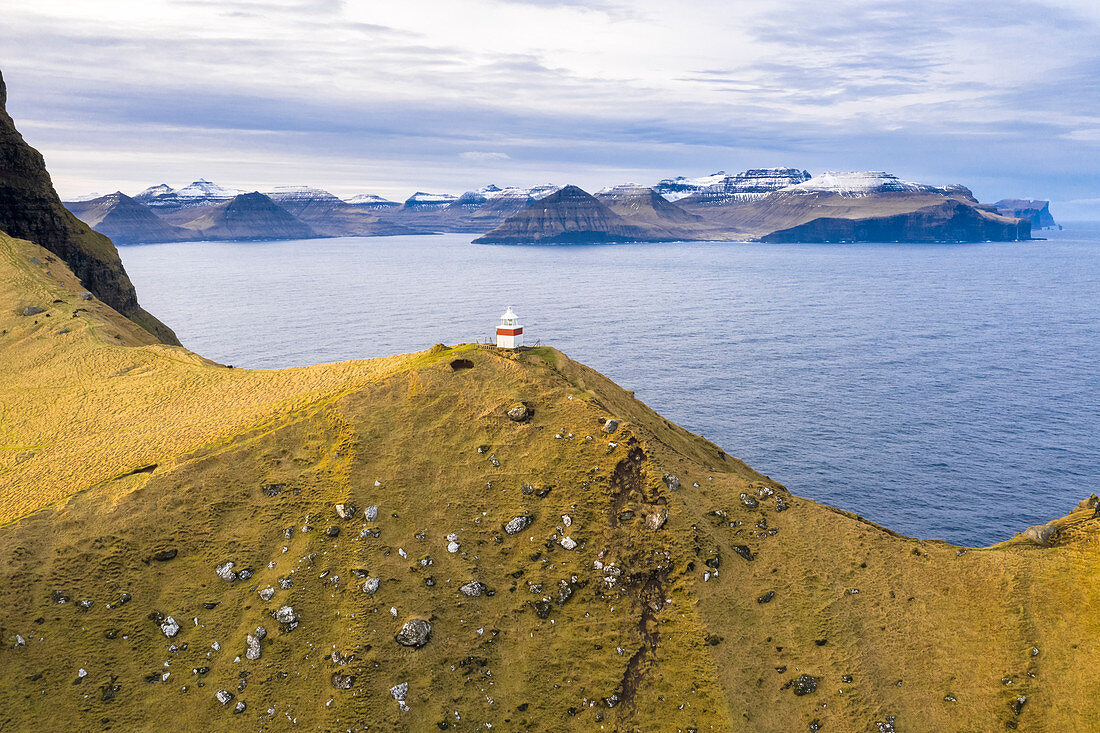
[0,69,178,344]
[179,192,317,241]
[674,167,812,205]
[473,185,653,243]
[993,199,1057,229]
[760,199,1031,242]
[65,192,191,244]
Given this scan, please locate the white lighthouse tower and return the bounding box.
[496,306,524,349]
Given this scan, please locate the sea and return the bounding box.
[118,225,1100,546]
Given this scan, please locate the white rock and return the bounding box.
[215,689,233,705]
[560,537,577,550]
[390,682,408,701]
[245,634,262,660]
[374,480,382,487]
[447,541,460,553]
[212,641,221,651]
[390,606,398,617]
[273,606,296,624]
[161,617,180,638]
[562,515,572,527]
[259,587,275,601]
[365,505,379,522]
[445,533,458,542]
[398,548,407,559]
[215,562,236,582]
[362,577,380,594]
[77,668,87,678]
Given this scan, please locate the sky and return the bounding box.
[2,0,1099,217]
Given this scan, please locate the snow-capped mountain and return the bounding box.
[780,172,970,198]
[66,191,106,202]
[654,172,731,201]
[667,168,812,204]
[402,191,459,209]
[344,193,399,208]
[134,179,244,210]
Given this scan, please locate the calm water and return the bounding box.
[119,227,1100,546]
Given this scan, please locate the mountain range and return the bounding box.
[63,170,1051,246]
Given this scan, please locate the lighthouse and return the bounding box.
[496,306,524,349]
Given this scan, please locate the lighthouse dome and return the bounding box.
[500,306,520,325]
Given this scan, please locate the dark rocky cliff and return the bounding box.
[0,69,179,343]
[993,199,1057,229]
[760,199,1031,243]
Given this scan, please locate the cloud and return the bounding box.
[1,0,1099,216]
[460,151,511,161]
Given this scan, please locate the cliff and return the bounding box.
[0,70,178,344]
[993,199,1057,229]
[65,192,192,244]
[761,199,1031,242]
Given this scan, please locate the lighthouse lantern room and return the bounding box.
[496,306,524,349]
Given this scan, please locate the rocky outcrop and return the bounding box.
[177,192,317,241]
[993,199,1057,229]
[65,192,191,244]
[0,69,178,344]
[760,199,1031,243]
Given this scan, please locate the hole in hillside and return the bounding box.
[116,464,157,479]
[450,359,475,371]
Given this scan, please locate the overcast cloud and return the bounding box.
[2,0,1098,216]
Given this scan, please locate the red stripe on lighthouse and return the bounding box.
[497,327,523,336]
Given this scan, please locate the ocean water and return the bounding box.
[119,226,1100,546]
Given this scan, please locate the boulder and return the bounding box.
[365,505,379,522]
[215,689,234,705]
[646,507,668,530]
[273,606,297,624]
[504,515,533,535]
[20,306,45,316]
[390,682,409,701]
[160,617,180,638]
[363,577,380,594]
[245,634,261,660]
[506,403,530,422]
[215,561,237,582]
[792,674,818,695]
[331,672,355,689]
[560,536,577,550]
[663,473,680,492]
[1023,523,1057,546]
[395,618,431,648]
[258,587,274,601]
[335,503,356,520]
[602,419,619,434]
[460,581,488,597]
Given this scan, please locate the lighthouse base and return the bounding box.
[496,332,523,349]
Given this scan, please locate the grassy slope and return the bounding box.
[0,231,1098,731]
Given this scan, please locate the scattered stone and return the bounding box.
[335,503,356,520]
[1022,523,1057,546]
[20,306,45,316]
[447,541,460,553]
[1030,646,1040,657]
[1011,695,1027,716]
[78,599,93,610]
[215,689,234,705]
[161,617,180,638]
[215,562,237,582]
[662,473,680,492]
[234,701,246,714]
[602,419,619,434]
[645,507,668,530]
[78,291,93,301]
[273,606,297,624]
[731,545,754,562]
[278,577,293,590]
[365,505,379,522]
[562,514,572,527]
[560,536,577,550]
[740,493,759,508]
[791,674,818,695]
[395,619,431,648]
[557,580,575,605]
[757,591,775,604]
[262,483,285,497]
[505,515,533,535]
[775,496,789,512]
[875,716,896,733]
[363,577,380,594]
[13,634,26,649]
[331,672,355,690]
[390,682,409,701]
[460,581,488,597]
[152,549,178,562]
[258,587,275,602]
[506,403,530,422]
[325,526,341,538]
[237,568,253,581]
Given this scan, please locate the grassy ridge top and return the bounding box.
[1,231,1099,730]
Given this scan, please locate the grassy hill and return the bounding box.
[1,228,1099,731]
